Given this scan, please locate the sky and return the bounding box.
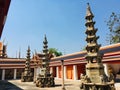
[1,0,120,58]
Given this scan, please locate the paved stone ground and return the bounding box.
[0,80,22,90]
[0,79,120,90]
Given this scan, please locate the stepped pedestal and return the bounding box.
[21,72,33,82]
[36,75,55,87]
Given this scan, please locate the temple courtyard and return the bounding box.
[0,79,120,90]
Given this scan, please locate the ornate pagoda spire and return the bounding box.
[80,3,115,90]
[21,46,33,82]
[86,3,94,18]
[85,3,101,63]
[36,35,55,87]
[25,46,31,73]
[85,3,105,83]
[41,35,50,77]
[43,35,48,55]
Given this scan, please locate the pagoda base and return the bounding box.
[21,73,33,82]
[80,82,115,90]
[36,77,55,87]
[86,63,106,83]
[80,63,116,90]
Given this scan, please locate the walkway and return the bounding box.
[0,79,120,90]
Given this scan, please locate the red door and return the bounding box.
[77,64,85,79]
[67,65,73,79]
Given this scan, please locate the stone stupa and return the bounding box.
[80,3,115,90]
[21,46,33,82]
[36,35,55,87]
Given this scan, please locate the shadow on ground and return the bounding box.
[0,80,22,90]
[55,84,61,87]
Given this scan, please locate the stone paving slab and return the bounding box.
[0,79,120,90]
[8,79,81,90]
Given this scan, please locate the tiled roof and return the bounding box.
[50,43,120,66]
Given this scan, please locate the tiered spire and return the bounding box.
[86,3,94,18]
[85,3,101,63]
[21,46,33,82]
[80,3,115,90]
[25,46,31,74]
[35,35,55,87]
[43,35,48,55]
[41,35,50,77]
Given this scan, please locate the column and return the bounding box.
[2,69,5,80]
[64,66,67,79]
[50,67,53,74]
[36,67,41,78]
[104,64,109,76]
[61,60,66,90]
[56,66,59,78]
[73,65,78,80]
[14,69,17,79]
[34,67,37,82]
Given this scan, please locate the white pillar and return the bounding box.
[50,67,53,74]
[2,69,5,80]
[56,66,59,78]
[73,65,78,80]
[36,67,41,78]
[14,69,17,79]
[64,66,67,79]
[34,67,37,82]
[104,64,109,76]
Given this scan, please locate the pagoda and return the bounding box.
[36,35,55,87]
[21,46,33,82]
[80,3,115,90]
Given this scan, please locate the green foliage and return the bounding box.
[106,12,120,44]
[82,46,86,51]
[48,48,62,57]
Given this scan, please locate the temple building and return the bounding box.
[50,43,120,80]
[0,42,35,80]
[0,0,11,38]
[0,43,120,80]
[0,0,120,83]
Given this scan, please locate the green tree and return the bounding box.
[106,12,120,44]
[48,48,62,57]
